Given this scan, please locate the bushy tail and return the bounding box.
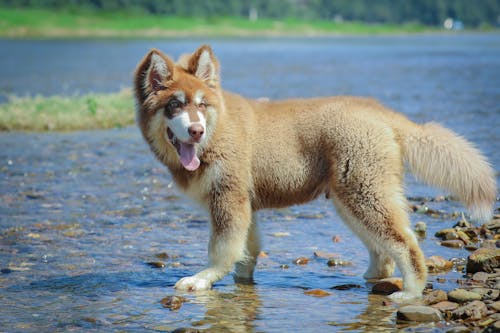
[403,122,496,222]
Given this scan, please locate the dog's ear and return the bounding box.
[134,49,174,103]
[187,45,219,88]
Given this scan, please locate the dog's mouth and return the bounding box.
[167,128,201,171]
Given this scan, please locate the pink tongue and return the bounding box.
[179,142,200,171]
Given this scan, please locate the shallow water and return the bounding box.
[0,35,499,332]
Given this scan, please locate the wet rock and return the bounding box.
[426,255,453,273]
[160,295,188,310]
[441,240,465,248]
[451,300,488,320]
[146,261,166,268]
[172,328,202,333]
[423,289,448,305]
[431,301,459,312]
[472,271,490,283]
[372,278,402,295]
[327,258,352,267]
[313,251,339,259]
[258,251,268,258]
[332,235,342,243]
[304,289,331,297]
[414,221,427,233]
[489,301,500,312]
[466,248,500,273]
[445,326,471,333]
[396,305,443,322]
[436,228,459,240]
[270,232,290,237]
[483,321,500,333]
[293,257,309,265]
[331,284,362,291]
[280,264,289,269]
[155,252,169,260]
[470,288,499,301]
[448,289,482,303]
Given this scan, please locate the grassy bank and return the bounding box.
[0,7,437,38]
[0,90,134,131]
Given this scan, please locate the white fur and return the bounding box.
[173,90,186,104]
[167,112,193,142]
[194,90,205,105]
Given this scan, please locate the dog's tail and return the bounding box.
[403,122,496,222]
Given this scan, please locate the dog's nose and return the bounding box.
[188,124,204,142]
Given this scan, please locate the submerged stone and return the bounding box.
[397,305,443,322]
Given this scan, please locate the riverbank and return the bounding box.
[0,7,443,38]
[0,90,134,131]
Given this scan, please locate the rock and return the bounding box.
[483,321,500,333]
[397,305,443,322]
[441,240,465,248]
[423,289,448,305]
[332,235,342,243]
[172,328,202,333]
[448,289,482,303]
[331,284,362,290]
[467,248,500,273]
[471,271,490,283]
[313,251,339,259]
[304,289,331,297]
[470,288,499,301]
[146,261,166,268]
[327,258,352,267]
[280,264,289,269]
[426,256,453,273]
[155,252,169,260]
[415,221,427,233]
[489,301,500,312]
[451,300,488,320]
[258,251,268,258]
[293,257,309,265]
[456,230,471,243]
[431,301,459,312]
[436,228,459,240]
[372,278,403,295]
[160,296,188,310]
[445,326,471,333]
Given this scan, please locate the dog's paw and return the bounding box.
[388,291,420,302]
[174,276,212,291]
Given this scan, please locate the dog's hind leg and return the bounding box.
[234,213,262,282]
[175,189,252,291]
[332,199,396,279]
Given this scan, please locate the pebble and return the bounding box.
[471,271,490,282]
[448,289,482,303]
[470,288,499,301]
[426,255,453,273]
[423,289,447,305]
[146,261,166,268]
[489,301,500,312]
[436,228,459,240]
[332,235,342,243]
[445,326,471,333]
[293,257,309,265]
[155,252,169,260]
[327,258,352,267]
[414,221,427,233]
[331,284,362,291]
[397,305,443,322]
[466,248,500,273]
[431,301,459,312]
[313,251,339,259]
[371,278,402,295]
[304,289,331,297]
[451,300,488,320]
[441,240,465,248]
[160,296,188,311]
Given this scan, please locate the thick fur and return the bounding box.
[133,45,497,300]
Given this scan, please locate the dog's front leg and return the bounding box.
[175,191,252,291]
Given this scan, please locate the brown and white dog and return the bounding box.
[133,45,496,300]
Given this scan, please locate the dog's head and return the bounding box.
[134,45,221,171]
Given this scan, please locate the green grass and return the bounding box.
[0,7,437,38]
[0,90,135,131]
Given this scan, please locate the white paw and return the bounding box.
[174,276,212,291]
[388,291,420,302]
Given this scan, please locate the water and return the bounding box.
[0,35,499,332]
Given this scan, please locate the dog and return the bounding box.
[133,45,496,300]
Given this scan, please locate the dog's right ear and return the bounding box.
[134,49,174,104]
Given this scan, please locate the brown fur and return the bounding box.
[133,45,496,299]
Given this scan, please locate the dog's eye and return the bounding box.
[198,102,207,109]
[168,99,182,109]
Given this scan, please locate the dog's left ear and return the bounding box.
[187,45,220,88]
